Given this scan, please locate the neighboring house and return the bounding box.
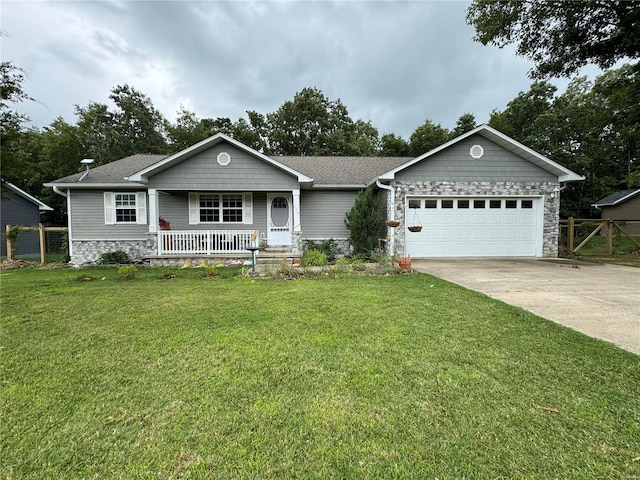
[592,188,640,235]
[44,125,583,264]
[1,179,54,258]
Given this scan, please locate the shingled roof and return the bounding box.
[48,152,411,188]
[50,154,168,185]
[593,188,640,207]
[275,156,411,186]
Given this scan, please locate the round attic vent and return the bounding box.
[217,152,231,166]
[470,144,484,159]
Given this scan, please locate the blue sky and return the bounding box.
[2,1,597,139]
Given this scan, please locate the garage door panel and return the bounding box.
[405,197,540,258]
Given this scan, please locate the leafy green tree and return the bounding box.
[488,81,556,144]
[466,0,640,78]
[0,61,37,187]
[263,87,379,156]
[450,113,477,139]
[409,119,450,156]
[109,84,168,157]
[379,133,409,156]
[344,186,384,257]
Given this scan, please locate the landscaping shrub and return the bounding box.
[302,250,329,266]
[344,186,384,257]
[302,238,338,260]
[117,265,137,280]
[100,250,129,264]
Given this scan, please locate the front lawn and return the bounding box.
[1,268,638,478]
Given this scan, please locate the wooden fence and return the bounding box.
[4,224,68,264]
[559,217,640,254]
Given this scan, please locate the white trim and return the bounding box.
[67,189,73,257]
[292,189,301,231]
[148,189,158,233]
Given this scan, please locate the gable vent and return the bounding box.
[217,152,231,166]
[470,145,484,159]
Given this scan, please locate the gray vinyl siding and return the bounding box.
[148,144,299,190]
[70,190,148,240]
[158,192,268,233]
[396,135,557,183]
[0,193,41,257]
[301,190,358,238]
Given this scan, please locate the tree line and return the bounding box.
[2,0,638,224]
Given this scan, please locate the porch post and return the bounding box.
[148,189,158,233]
[292,189,301,231]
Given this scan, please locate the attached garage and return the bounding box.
[404,196,542,257]
[378,125,584,258]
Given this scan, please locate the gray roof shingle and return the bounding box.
[275,156,411,186]
[49,153,410,187]
[593,188,640,207]
[51,154,168,184]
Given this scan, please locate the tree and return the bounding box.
[488,81,556,144]
[466,0,640,78]
[344,186,384,257]
[409,119,449,156]
[109,84,168,157]
[450,113,477,139]
[379,133,409,156]
[263,87,379,156]
[0,61,42,191]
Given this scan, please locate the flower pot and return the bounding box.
[397,257,411,269]
[408,226,422,232]
[385,220,400,228]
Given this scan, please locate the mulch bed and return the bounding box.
[0,259,40,270]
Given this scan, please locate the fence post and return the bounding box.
[5,224,13,260]
[606,219,613,255]
[39,224,46,265]
[567,217,574,252]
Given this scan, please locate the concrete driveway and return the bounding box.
[412,258,639,355]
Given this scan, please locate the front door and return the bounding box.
[267,194,292,246]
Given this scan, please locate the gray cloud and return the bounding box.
[2,1,582,141]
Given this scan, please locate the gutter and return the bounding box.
[376,180,395,254]
[52,186,67,197]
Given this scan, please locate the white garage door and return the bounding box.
[404,197,542,258]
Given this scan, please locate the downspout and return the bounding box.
[376,180,395,254]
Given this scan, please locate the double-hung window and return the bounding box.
[189,193,253,225]
[104,192,147,225]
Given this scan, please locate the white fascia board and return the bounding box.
[44,182,146,189]
[127,132,313,184]
[378,124,584,183]
[310,184,367,190]
[6,181,54,211]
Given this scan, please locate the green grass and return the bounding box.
[1,268,639,479]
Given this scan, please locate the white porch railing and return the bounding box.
[158,230,257,255]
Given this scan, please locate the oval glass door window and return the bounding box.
[271,196,289,228]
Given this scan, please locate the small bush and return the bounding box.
[204,265,218,278]
[100,250,129,264]
[158,269,176,280]
[302,239,338,260]
[302,250,329,266]
[118,265,137,280]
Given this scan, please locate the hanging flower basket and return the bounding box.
[385,220,400,228]
[408,226,423,232]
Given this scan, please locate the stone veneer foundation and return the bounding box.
[70,235,157,264]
